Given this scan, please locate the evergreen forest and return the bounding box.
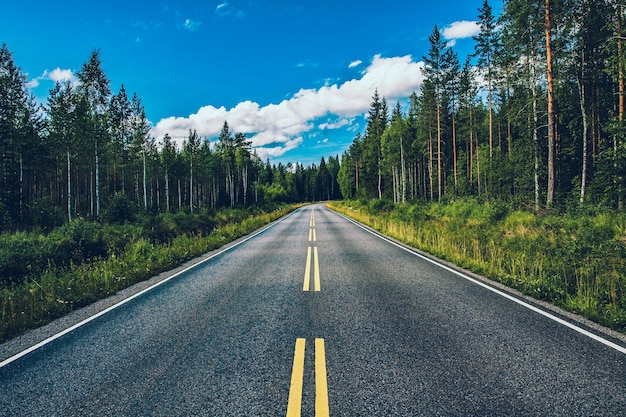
[2,1,626,227]
[338,0,626,209]
[2,0,626,337]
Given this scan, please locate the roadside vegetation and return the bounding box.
[3,2,626,341]
[329,199,626,333]
[0,204,297,342]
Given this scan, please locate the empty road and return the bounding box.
[1,204,625,416]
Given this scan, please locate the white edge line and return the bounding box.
[0,209,300,369]
[334,210,626,355]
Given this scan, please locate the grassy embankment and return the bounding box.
[328,199,626,332]
[0,205,298,342]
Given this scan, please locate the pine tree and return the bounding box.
[77,50,110,216]
[423,25,447,201]
[362,90,387,199]
[474,0,500,161]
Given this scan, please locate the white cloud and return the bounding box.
[182,18,202,31]
[215,2,244,17]
[47,68,77,83]
[348,60,362,68]
[443,21,480,40]
[319,119,350,130]
[27,68,77,90]
[151,54,425,158]
[26,78,40,89]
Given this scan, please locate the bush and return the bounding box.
[26,198,65,231]
[102,193,136,224]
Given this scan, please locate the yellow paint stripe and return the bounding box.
[315,338,330,417]
[309,228,312,242]
[312,229,316,242]
[303,247,311,292]
[286,338,306,417]
[314,247,320,292]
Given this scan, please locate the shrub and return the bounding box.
[102,193,136,224]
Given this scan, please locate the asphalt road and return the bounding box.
[1,204,625,416]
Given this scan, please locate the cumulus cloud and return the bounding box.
[348,60,362,68]
[47,68,77,83]
[27,68,78,89]
[442,20,480,40]
[151,54,425,158]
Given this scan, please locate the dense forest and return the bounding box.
[0,45,340,231]
[339,0,626,210]
[1,0,626,233]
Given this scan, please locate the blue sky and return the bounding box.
[3,0,502,165]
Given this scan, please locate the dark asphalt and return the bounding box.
[1,204,625,416]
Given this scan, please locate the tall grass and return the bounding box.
[0,205,297,342]
[329,200,626,332]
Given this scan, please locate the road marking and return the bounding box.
[315,338,330,417]
[314,247,321,292]
[286,338,329,417]
[335,210,626,355]
[286,338,306,417]
[303,247,312,291]
[303,247,320,292]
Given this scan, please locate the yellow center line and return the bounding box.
[303,247,311,292]
[286,338,306,417]
[312,228,316,242]
[315,338,330,416]
[313,247,321,292]
[309,228,312,242]
[285,339,330,417]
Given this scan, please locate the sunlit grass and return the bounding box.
[328,200,626,332]
[0,205,298,342]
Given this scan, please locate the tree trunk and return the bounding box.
[429,129,434,201]
[618,3,624,209]
[67,150,72,222]
[545,0,556,207]
[451,100,458,196]
[19,151,23,221]
[242,163,248,205]
[165,168,170,212]
[143,151,147,211]
[578,54,588,205]
[189,159,193,212]
[95,137,101,216]
[437,103,443,202]
[400,133,406,203]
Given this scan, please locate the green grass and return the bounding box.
[329,199,626,333]
[0,205,299,342]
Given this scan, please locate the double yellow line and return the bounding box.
[286,208,330,416]
[286,338,329,417]
[304,209,320,292]
[303,247,320,292]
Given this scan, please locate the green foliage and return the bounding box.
[330,199,626,333]
[102,193,136,224]
[0,205,296,342]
